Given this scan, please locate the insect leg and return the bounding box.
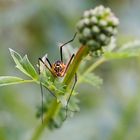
[38,58,44,124]
[38,58,53,75]
[64,73,77,121]
[60,32,77,62]
[62,54,75,77]
[45,57,52,68]
[38,57,58,98]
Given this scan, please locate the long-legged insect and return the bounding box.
[38,33,77,123]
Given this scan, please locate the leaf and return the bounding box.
[9,48,38,79]
[0,76,25,86]
[104,52,138,59]
[119,40,140,52]
[20,55,38,79]
[105,36,117,52]
[104,40,140,60]
[81,73,103,88]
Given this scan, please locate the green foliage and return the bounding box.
[0,49,80,130]
[80,73,103,88]
[9,48,38,80]
[104,40,140,59]
[0,76,24,86]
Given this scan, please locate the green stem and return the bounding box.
[30,45,89,140]
[63,46,89,85]
[31,100,60,140]
[84,57,106,75]
[78,57,106,83]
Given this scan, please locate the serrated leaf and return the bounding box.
[81,73,103,88]
[9,48,27,75]
[57,95,67,106]
[104,40,140,60]
[20,55,38,79]
[9,48,38,79]
[104,52,138,59]
[105,37,117,52]
[0,76,24,86]
[119,40,140,52]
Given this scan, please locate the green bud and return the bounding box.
[108,16,119,26]
[86,40,100,51]
[98,33,106,42]
[77,20,85,31]
[105,26,113,34]
[79,34,86,44]
[92,26,100,34]
[90,9,96,16]
[90,16,98,24]
[82,28,92,38]
[99,19,108,27]
[83,18,91,26]
[104,8,111,15]
[83,10,91,18]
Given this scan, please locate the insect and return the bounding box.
[38,33,77,123]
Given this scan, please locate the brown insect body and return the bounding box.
[52,60,66,77]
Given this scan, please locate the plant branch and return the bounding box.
[78,57,106,83]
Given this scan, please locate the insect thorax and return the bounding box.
[52,60,66,77]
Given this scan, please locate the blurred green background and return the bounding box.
[0,0,140,140]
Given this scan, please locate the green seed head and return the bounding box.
[76,5,119,53]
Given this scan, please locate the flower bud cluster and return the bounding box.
[77,5,119,52]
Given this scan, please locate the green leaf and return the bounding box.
[104,52,137,59]
[104,40,140,60]
[9,48,38,79]
[119,40,140,52]
[20,55,38,79]
[0,76,25,86]
[81,73,103,88]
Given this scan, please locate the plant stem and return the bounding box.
[78,57,106,83]
[30,45,89,140]
[84,57,106,75]
[31,100,60,140]
[63,45,89,85]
